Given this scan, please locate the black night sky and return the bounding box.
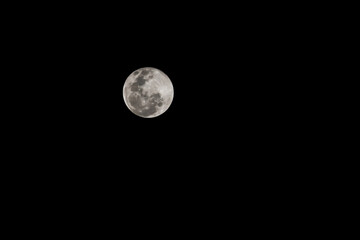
[6,2,310,211]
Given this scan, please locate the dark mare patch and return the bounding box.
[129,94,141,109]
[141,69,150,75]
[136,75,146,86]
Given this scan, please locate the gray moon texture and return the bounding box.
[123,67,174,118]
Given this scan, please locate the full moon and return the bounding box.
[123,67,174,118]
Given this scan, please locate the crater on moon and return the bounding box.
[123,67,174,118]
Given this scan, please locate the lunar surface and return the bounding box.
[123,67,174,118]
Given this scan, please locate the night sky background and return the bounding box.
[4,2,318,227]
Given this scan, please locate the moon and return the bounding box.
[123,67,174,118]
